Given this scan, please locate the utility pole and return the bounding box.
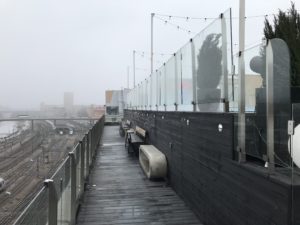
[151,13,155,73]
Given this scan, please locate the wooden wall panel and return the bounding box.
[124,110,300,225]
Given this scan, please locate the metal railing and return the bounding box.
[12,116,105,225]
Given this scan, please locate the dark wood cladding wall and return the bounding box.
[124,110,299,225]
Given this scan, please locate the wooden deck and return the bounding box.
[76,126,202,225]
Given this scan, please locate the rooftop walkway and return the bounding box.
[76,126,202,225]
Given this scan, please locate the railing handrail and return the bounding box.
[12,115,105,225]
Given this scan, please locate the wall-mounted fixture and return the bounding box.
[218,124,223,132]
[187,120,190,126]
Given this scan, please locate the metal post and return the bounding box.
[68,152,76,225]
[80,141,85,194]
[150,75,152,110]
[85,134,89,174]
[266,41,275,171]
[221,13,229,112]
[174,53,178,111]
[163,63,167,111]
[237,0,246,163]
[151,13,155,73]
[191,39,197,112]
[31,120,34,132]
[44,179,58,225]
[133,50,136,87]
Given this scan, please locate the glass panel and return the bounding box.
[223,9,234,110]
[144,79,148,109]
[138,84,143,109]
[180,42,193,106]
[193,17,223,112]
[235,39,292,169]
[165,56,176,109]
[229,53,239,111]
[175,52,181,105]
[151,72,157,108]
[13,187,48,225]
[157,67,165,110]
[147,77,151,109]
[242,44,266,162]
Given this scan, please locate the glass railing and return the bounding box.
[13,116,105,225]
[234,38,294,170]
[126,8,233,112]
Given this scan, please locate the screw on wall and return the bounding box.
[186,119,190,126]
[169,142,173,149]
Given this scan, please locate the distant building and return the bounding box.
[64,92,74,115]
[105,89,129,122]
[87,105,105,118]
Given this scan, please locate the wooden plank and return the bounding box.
[77,126,202,225]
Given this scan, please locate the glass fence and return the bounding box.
[234,38,295,170]
[12,116,105,225]
[126,8,233,112]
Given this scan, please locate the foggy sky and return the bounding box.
[0,0,297,109]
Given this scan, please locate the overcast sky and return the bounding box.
[0,0,297,109]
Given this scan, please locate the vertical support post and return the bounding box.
[44,179,58,225]
[151,13,155,73]
[266,41,275,171]
[191,39,197,112]
[31,120,34,132]
[156,70,159,111]
[89,132,92,166]
[80,141,85,194]
[86,133,90,172]
[163,63,167,111]
[133,50,136,87]
[68,152,76,225]
[237,0,246,163]
[174,53,178,110]
[221,13,229,112]
[150,75,152,110]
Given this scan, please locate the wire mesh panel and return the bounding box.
[14,187,48,225]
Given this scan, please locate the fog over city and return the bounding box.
[0,0,297,109]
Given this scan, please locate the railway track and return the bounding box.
[0,121,85,225]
